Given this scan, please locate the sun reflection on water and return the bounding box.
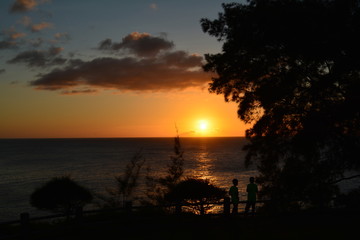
[193,152,216,181]
[186,139,219,184]
[185,138,260,198]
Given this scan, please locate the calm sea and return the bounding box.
[0,137,258,222]
[1,137,359,222]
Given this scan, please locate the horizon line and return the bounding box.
[0,135,245,140]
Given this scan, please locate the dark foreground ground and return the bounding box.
[1,209,359,240]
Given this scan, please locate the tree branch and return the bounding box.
[330,174,360,184]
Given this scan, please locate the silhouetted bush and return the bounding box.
[30,176,93,216]
[165,178,226,215]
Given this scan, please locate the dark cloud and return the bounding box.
[9,0,49,13]
[98,32,174,57]
[7,46,67,68]
[10,0,37,13]
[162,51,203,68]
[30,53,209,92]
[27,32,210,94]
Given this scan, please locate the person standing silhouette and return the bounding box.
[229,179,239,214]
[245,177,258,216]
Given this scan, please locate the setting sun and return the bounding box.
[198,120,209,133]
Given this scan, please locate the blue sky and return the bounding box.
[1,0,238,62]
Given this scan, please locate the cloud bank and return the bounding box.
[3,2,210,95]
[30,32,210,94]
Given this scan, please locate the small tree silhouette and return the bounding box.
[165,178,226,215]
[30,176,93,217]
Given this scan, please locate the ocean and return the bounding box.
[1,137,359,222]
[0,137,257,222]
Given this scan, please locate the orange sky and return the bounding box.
[0,0,249,138]
[0,83,249,138]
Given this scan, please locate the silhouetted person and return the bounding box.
[245,177,258,216]
[229,178,239,214]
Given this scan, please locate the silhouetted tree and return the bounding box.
[165,178,226,215]
[145,133,184,205]
[30,176,93,217]
[98,150,145,208]
[202,0,360,210]
[159,134,184,189]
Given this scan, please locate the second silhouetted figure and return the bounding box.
[245,177,258,216]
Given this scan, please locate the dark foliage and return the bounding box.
[30,176,93,215]
[165,178,226,215]
[202,0,360,210]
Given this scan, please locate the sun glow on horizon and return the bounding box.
[196,119,211,135]
[199,120,208,130]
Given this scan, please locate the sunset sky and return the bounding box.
[0,0,249,138]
